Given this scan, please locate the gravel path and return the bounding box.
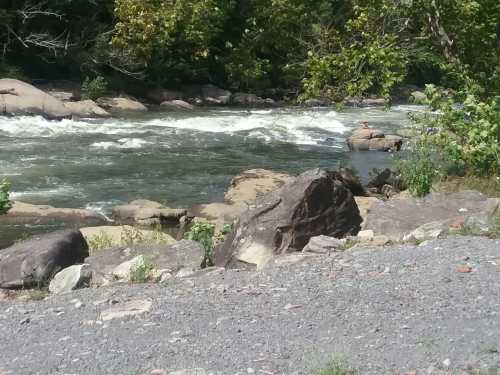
[1,236,499,375]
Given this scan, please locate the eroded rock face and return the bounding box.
[0,79,71,119]
[215,169,362,268]
[0,230,89,289]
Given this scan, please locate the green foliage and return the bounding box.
[184,221,233,267]
[316,360,357,375]
[184,222,216,267]
[0,62,27,81]
[81,76,108,100]
[422,84,499,175]
[129,257,154,283]
[0,180,12,215]
[397,141,439,197]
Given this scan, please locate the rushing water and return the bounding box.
[0,105,421,246]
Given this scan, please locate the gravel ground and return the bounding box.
[1,235,499,375]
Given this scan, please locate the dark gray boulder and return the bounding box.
[215,168,362,268]
[0,229,89,289]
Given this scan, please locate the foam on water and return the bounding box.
[0,109,348,146]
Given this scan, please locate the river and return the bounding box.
[0,105,421,246]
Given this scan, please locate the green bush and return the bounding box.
[81,76,108,100]
[0,180,12,215]
[184,222,216,267]
[129,256,154,283]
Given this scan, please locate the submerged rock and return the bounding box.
[160,99,194,111]
[0,78,71,119]
[0,229,89,289]
[215,168,362,269]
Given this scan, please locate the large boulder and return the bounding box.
[160,100,194,111]
[364,190,499,241]
[189,169,293,224]
[112,200,187,226]
[215,169,362,269]
[146,88,183,104]
[0,229,89,289]
[85,240,205,282]
[225,169,293,204]
[347,123,403,152]
[230,93,275,107]
[96,97,148,112]
[0,79,71,119]
[64,100,111,118]
[201,84,231,105]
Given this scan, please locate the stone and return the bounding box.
[215,169,362,269]
[354,196,380,224]
[160,100,194,110]
[231,93,273,106]
[357,229,374,242]
[112,200,187,225]
[0,230,89,289]
[225,169,293,204]
[371,235,391,246]
[304,98,331,107]
[403,221,449,242]
[96,97,147,112]
[366,168,406,193]
[333,168,367,196]
[0,79,71,119]
[85,240,205,282]
[302,235,347,254]
[6,201,104,221]
[201,84,231,105]
[49,264,92,294]
[100,299,152,321]
[112,255,146,280]
[65,100,111,118]
[364,190,493,241]
[146,88,183,104]
[347,124,403,152]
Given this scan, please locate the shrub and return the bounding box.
[0,179,12,215]
[81,76,108,100]
[397,141,439,197]
[184,221,234,268]
[129,256,154,283]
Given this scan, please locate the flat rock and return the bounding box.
[100,299,152,321]
[364,190,497,241]
[224,169,293,205]
[96,97,147,112]
[302,235,346,253]
[80,225,176,250]
[0,229,89,289]
[112,200,186,225]
[6,201,103,221]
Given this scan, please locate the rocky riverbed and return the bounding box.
[1,236,499,375]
